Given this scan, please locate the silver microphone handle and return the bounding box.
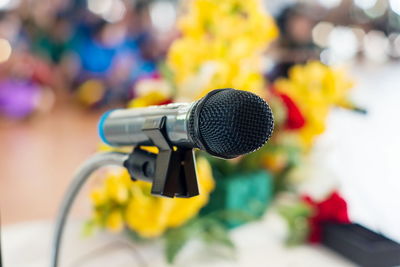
[99,103,195,147]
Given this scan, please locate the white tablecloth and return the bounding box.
[2,211,354,267]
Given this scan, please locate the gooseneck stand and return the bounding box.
[51,152,129,267]
[51,116,199,267]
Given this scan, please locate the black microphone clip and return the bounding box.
[123,116,199,198]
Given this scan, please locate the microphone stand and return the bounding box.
[51,116,199,267]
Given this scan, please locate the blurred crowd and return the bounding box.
[0,0,175,119]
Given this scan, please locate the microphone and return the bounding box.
[98,88,274,159]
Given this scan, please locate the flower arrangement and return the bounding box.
[86,0,359,263]
[167,0,278,100]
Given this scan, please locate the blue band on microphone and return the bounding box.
[98,110,114,145]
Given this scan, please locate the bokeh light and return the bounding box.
[364,0,387,18]
[312,21,334,47]
[354,0,377,10]
[87,0,126,23]
[0,0,11,10]
[0,38,12,63]
[387,33,400,57]
[150,1,176,32]
[364,30,389,62]
[393,34,400,57]
[102,0,126,23]
[317,0,342,9]
[0,0,18,10]
[87,0,112,15]
[389,0,400,15]
[327,26,358,64]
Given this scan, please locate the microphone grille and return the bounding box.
[188,89,274,159]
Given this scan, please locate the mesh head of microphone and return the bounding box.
[188,89,274,159]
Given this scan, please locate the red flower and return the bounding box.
[158,99,173,106]
[302,191,350,243]
[275,91,306,130]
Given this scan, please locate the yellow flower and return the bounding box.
[90,188,106,206]
[274,61,354,149]
[75,79,105,106]
[106,210,124,233]
[125,181,174,238]
[129,91,170,108]
[89,157,215,238]
[167,0,278,101]
[128,78,172,108]
[102,171,131,204]
[262,152,288,173]
[97,143,132,153]
[124,156,215,237]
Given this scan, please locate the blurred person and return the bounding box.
[268,4,321,81]
[70,18,133,106]
[124,1,163,97]
[126,0,153,42]
[31,14,72,65]
[71,2,164,107]
[128,34,160,86]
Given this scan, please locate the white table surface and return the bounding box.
[311,62,400,243]
[2,211,355,267]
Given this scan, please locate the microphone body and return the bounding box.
[99,102,195,148]
[99,89,274,159]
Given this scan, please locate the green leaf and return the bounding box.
[285,217,310,246]
[273,164,295,194]
[163,216,236,264]
[81,219,97,237]
[201,219,234,249]
[278,202,313,219]
[164,226,191,264]
[125,228,153,243]
[278,202,313,246]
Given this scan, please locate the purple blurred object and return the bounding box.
[0,79,41,119]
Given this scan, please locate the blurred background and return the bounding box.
[1,0,400,266]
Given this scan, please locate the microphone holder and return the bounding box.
[124,116,199,198]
